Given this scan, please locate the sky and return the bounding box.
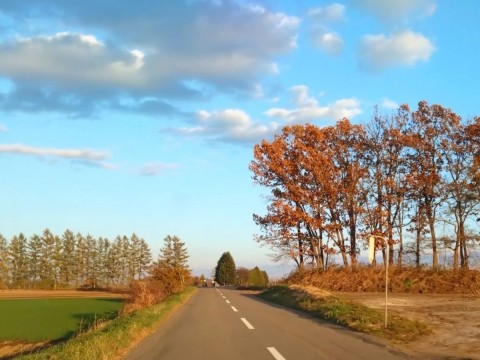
[0,0,479,277]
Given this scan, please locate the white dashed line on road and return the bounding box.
[226,300,230,304]
[267,347,286,360]
[231,306,238,312]
[241,318,254,330]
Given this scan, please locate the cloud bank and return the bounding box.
[0,1,299,116]
[0,143,113,169]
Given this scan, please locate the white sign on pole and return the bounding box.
[368,236,375,264]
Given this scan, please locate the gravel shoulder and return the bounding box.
[338,292,480,360]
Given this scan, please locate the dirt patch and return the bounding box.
[338,292,480,359]
[0,340,53,359]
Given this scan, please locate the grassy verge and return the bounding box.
[15,287,197,360]
[258,285,431,343]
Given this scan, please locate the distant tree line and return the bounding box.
[236,266,269,287]
[213,251,269,287]
[0,229,152,289]
[251,101,480,270]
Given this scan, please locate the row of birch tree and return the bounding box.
[250,101,480,270]
[0,228,152,289]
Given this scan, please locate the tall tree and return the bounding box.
[404,101,459,269]
[215,252,236,285]
[136,237,152,280]
[365,109,408,266]
[151,235,190,292]
[60,229,77,287]
[9,233,28,288]
[441,117,480,269]
[27,234,43,287]
[251,121,369,268]
[0,235,9,288]
[96,237,111,287]
[75,232,88,287]
[39,229,56,288]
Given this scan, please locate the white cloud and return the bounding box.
[265,85,362,123]
[359,31,435,71]
[0,143,114,169]
[307,4,345,55]
[174,109,280,144]
[308,4,345,23]
[352,0,436,21]
[381,98,399,110]
[140,162,179,176]
[0,1,300,115]
[0,32,148,89]
[312,31,344,55]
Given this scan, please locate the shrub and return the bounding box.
[122,280,168,313]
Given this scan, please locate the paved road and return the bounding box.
[125,287,411,360]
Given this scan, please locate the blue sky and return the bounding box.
[0,0,479,277]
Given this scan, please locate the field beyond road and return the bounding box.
[0,289,127,299]
[0,289,125,359]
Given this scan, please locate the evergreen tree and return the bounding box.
[85,234,99,288]
[52,234,63,289]
[75,232,88,286]
[0,235,9,288]
[261,270,269,286]
[9,233,28,288]
[151,235,190,292]
[108,236,124,286]
[129,233,142,281]
[136,237,152,280]
[96,237,111,287]
[27,234,43,287]
[60,229,77,287]
[248,266,264,286]
[39,229,56,288]
[215,252,236,285]
[120,235,131,285]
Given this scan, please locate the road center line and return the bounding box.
[231,306,238,312]
[226,300,230,304]
[267,347,286,360]
[241,317,254,329]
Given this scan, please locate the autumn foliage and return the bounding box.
[250,101,480,270]
[286,267,480,294]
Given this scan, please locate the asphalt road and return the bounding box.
[124,287,411,360]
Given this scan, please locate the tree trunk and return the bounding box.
[416,226,421,268]
[297,223,304,268]
[397,202,404,269]
[426,205,438,270]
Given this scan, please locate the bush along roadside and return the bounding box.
[258,285,431,343]
[15,287,197,360]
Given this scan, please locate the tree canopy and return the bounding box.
[151,235,191,293]
[214,252,236,285]
[250,101,480,270]
[0,229,152,289]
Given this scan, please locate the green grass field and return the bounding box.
[0,298,124,342]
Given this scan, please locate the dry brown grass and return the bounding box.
[287,266,480,294]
